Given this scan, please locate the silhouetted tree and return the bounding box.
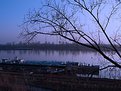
[21,0,121,68]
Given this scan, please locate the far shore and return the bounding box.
[0,43,120,52]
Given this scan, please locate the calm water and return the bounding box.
[0,50,104,65]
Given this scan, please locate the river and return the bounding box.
[0,50,103,65]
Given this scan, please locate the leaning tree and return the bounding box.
[21,0,121,68]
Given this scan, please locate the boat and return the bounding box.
[0,58,99,76]
[1,57,24,64]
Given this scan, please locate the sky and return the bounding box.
[0,0,121,44]
[0,0,42,44]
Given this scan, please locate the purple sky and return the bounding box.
[0,0,41,44]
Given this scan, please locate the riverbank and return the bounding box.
[0,71,121,91]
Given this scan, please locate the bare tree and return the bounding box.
[21,0,121,68]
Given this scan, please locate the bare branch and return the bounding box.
[104,2,121,30]
[21,0,121,68]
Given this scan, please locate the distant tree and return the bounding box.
[21,0,121,68]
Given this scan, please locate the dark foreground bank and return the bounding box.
[0,71,121,91]
[0,62,120,91]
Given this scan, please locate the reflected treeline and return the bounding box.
[0,43,119,51]
[0,50,81,56]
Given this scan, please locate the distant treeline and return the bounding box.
[0,43,120,51]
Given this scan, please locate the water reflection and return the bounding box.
[0,50,102,65]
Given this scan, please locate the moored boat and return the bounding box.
[0,58,99,76]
